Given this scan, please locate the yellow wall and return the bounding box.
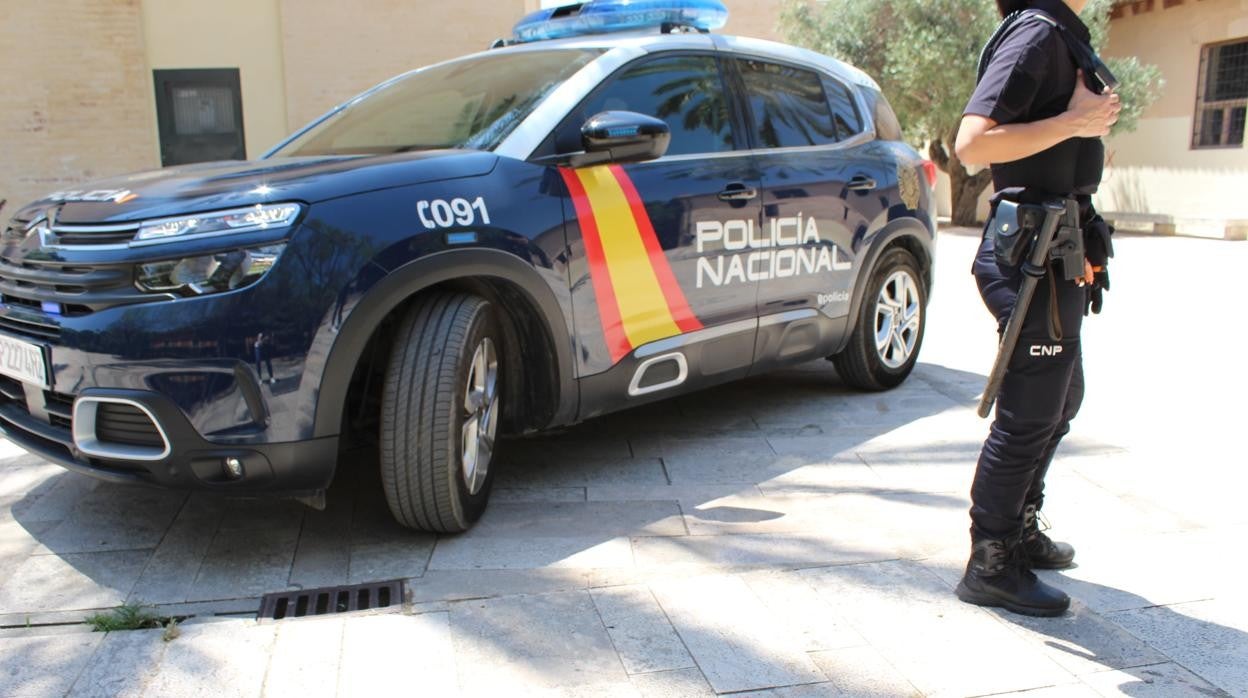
[0,0,157,213]
[141,0,290,158]
[1098,0,1248,225]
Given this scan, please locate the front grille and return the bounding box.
[95,402,164,447]
[0,256,154,316]
[51,222,140,246]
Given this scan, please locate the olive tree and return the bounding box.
[779,0,1162,225]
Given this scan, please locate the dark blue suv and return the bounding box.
[0,18,936,531]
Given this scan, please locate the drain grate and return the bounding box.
[258,579,405,620]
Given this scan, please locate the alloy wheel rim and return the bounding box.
[873,270,921,369]
[461,337,499,495]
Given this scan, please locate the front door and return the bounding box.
[153,68,246,166]
[554,53,762,390]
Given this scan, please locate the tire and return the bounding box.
[380,292,502,532]
[831,248,927,391]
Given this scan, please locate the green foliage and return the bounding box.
[86,604,163,632]
[778,0,1163,142]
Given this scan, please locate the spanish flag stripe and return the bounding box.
[608,164,704,334]
[573,166,684,350]
[559,168,632,363]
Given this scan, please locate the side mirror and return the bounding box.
[570,111,671,167]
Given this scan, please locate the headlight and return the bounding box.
[136,245,285,296]
[135,203,302,243]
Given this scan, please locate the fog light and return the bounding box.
[224,457,244,479]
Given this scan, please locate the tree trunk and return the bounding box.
[928,136,994,227]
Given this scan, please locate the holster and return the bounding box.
[987,193,1048,269]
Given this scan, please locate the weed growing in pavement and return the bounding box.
[85,604,166,633]
[161,618,181,642]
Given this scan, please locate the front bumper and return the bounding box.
[0,383,337,494]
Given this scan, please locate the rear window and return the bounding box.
[862,86,903,141]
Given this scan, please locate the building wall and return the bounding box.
[142,0,290,158]
[1098,0,1248,225]
[0,0,157,214]
[278,0,538,133]
[722,0,786,41]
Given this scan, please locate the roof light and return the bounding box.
[512,0,728,44]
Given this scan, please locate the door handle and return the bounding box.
[847,175,877,191]
[718,184,758,202]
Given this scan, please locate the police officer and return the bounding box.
[953,0,1120,616]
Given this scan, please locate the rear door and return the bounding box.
[551,53,762,391]
[729,57,889,371]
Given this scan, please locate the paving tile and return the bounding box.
[800,561,1073,697]
[586,483,763,503]
[590,584,694,674]
[663,451,873,487]
[989,682,1100,697]
[807,646,920,697]
[142,619,276,697]
[1039,530,1231,614]
[188,525,300,601]
[35,486,186,555]
[491,487,587,503]
[0,462,63,499]
[462,501,686,539]
[127,495,224,605]
[504,435,634,463]
[650,574,824,694]
[68,627,167,698]
[0,550,150,614]
[1080,662,1233,698]
[429,535,634,571]
[263,617,343,698]
[1108,600,1248,697]
[16,473,98,523]
[409,569,595,603]
[339,613,456,697]
[632,532,897,569]
[345,487,435,584]
[449,591,627,694]
[0,632,102,698]
[740,570,863,652]
[288,492,353,589]
[630,667,715,697]
[497,457,668,488]
[992,599,1169,677]
[631,435,775,460]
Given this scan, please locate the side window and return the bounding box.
[823,78,863,140]
[738,59,838,149]
[575,54,734,156]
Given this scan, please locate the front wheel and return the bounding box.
[831,248,926,391]
[380,292,502,532]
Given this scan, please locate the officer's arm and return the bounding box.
[956,76,1120,166]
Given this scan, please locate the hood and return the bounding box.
[11,150,499,225]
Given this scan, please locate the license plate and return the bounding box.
[0,334,48,388]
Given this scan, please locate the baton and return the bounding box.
[977,200,1069,419]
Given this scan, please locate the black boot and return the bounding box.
[1022,504,1075,569]
[955,538,1070,617]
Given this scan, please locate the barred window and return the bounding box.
[1193,38,1248,149]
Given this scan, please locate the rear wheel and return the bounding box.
[380,292,501,532]
[831,248,926,390]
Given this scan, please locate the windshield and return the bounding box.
[272,49,602,157]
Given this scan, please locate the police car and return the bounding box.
[0,0,936,532]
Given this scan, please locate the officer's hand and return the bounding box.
[1064,71,1121,138]
[1076,258,1094,287]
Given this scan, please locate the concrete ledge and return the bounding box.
[1101,211,1247,241]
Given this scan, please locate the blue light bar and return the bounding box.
[513,0,729,44]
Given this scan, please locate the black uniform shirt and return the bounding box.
[964,0,1104,196]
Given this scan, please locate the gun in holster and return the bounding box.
[978,198,1079,418]
[990,198,1084,281]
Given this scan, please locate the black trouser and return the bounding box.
[970,236,1087,542]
